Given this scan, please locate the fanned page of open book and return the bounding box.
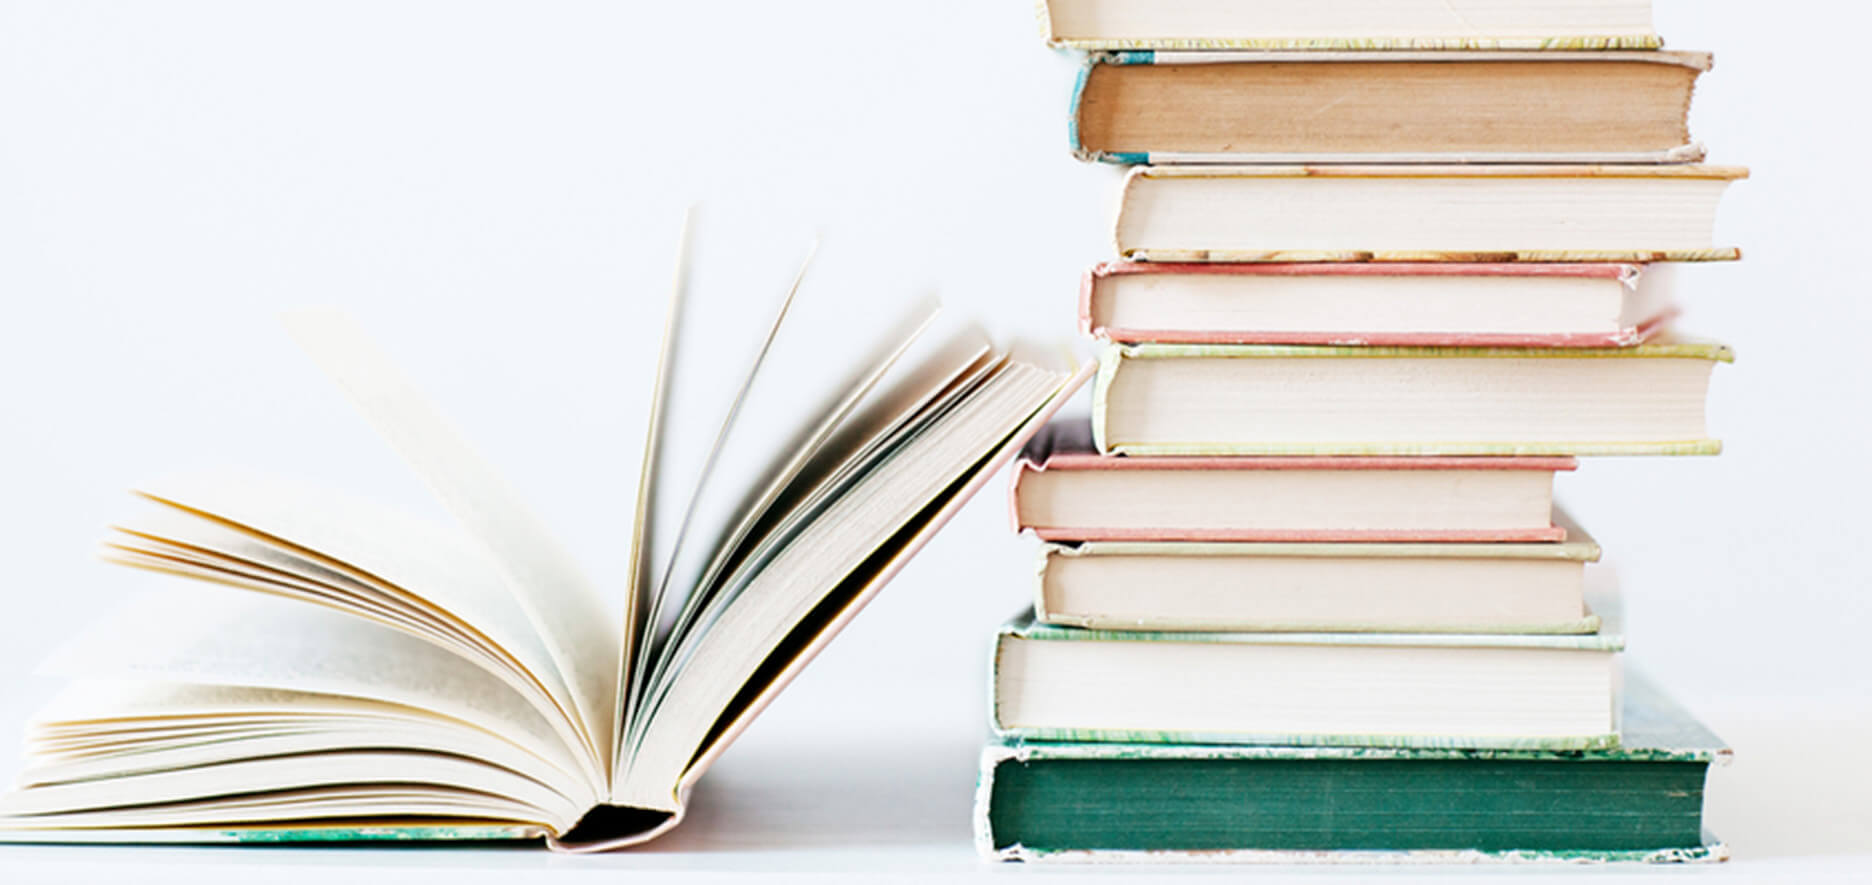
[0,223,1090,851]
[622,233,943,762]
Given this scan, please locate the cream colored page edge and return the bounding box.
[284,310,618,772]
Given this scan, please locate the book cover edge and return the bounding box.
[1110,145,1707,166]
[999,610,1624,652]
[1032,526,1572,543]
[1104,441,1724,457]
[1042,536,1600,563]
[1132,163,1749,180]
[1083,261,1669,346]
[1094,315,1675,349]
[1092,49,1707,68]
[1115,339,1735,362]
[1046,36,1667,52]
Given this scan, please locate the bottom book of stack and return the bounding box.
[975,674,1727,863]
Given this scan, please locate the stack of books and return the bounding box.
[976,0,1743,863]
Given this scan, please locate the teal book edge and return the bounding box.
[1002,608,1625,651]
[991,609,1625,750]
[0,822,543,846]
[976,674,1729,863]
[1068,52,1152,165]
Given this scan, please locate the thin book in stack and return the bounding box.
[983,0,1741,863]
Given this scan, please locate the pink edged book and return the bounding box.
[1011,420,1574,543]
[1081,261,1678,347]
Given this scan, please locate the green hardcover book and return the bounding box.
[992,610,1623,750]
[1092,338,1732,457]
[977,675,1727,863]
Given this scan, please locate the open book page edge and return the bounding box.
[629,324,998,734]
[101,503,563,688]
[672,358,1088,768]
[638,295,944,736]
[616,216,695,774]
[17,720,574,803]
[549,356,1090,853]
[628,247,814,740]
[607,358,1059,816]
[283,310,618,776]
[669,300,941,646]
[30,589,585,782]
[661,362,1092,826]
[101,476,613,799]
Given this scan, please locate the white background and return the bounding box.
[1,0,1868,880]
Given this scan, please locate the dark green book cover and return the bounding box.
[976,675,1727,863]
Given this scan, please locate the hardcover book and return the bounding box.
[976,675,1726,863]
[1038,0,1662,51]
[1080,261,1676,347]
[1114,164,1747,263]
[1092,338,1732,456]
[1013,419,1574,542]
[1071,51,1707,165]
[1034,529,1602,634]
[991,609,1624,750]
[0,246,1090,851]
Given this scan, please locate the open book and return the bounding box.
[0,237,1089,851]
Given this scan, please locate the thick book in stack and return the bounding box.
[1071,51,1709,164]
[986,0,1742,863]
[978,675,1727,862]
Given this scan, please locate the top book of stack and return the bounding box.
[1040,0,1663,50]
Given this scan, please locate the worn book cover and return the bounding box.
[977,674,1726,862]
